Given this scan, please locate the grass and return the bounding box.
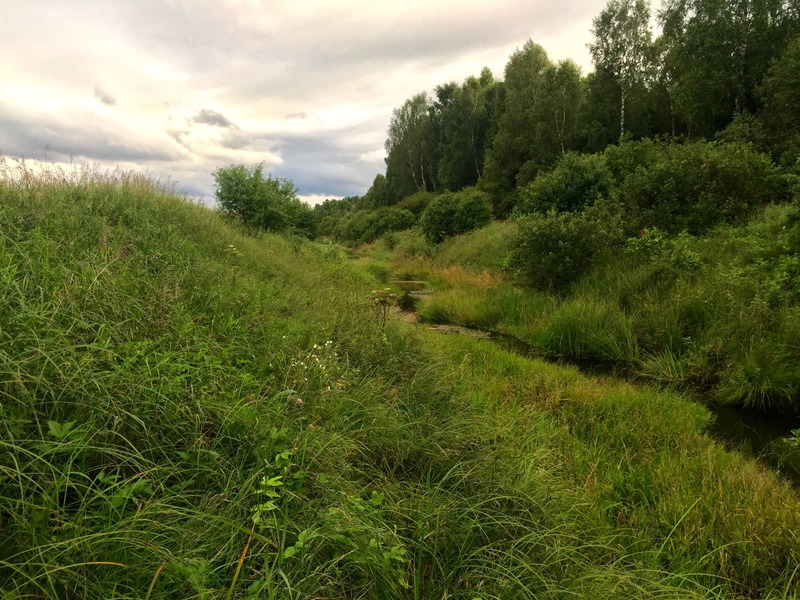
[388,203,800,413]
[1,158,800,598]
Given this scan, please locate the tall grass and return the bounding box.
[393,202,800,412]
[2,160,799,598]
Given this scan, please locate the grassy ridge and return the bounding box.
[1,163,799,598]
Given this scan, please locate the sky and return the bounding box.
[0,0,611,205]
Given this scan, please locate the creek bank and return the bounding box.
[394,278,800,484]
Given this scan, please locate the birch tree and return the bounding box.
[589,0,654,140]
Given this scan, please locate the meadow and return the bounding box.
[1,162,799,598]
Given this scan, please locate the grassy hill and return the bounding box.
[1,161,799,599]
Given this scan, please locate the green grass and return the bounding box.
[1,159,800,598]
[394,202,800,412]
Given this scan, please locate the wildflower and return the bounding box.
[296,397,303,406]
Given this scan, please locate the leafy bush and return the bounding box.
[420,188,492,243]
[508,199,625,293]
[609,140,787,234]
[453,188,493,234]
[332,207,416,244]
[420,194,460,244]
[377,207,416,235]
[213,163,314,236]
[515,152,613,215]
[395,190,434,215]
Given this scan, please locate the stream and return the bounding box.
[392,280,800,484]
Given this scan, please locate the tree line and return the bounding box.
[315,0,799,228]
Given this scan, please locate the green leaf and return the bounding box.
[47,420,76,440]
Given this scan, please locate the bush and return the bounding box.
[508,199,625,293]
[609,140,787,234]
[453,188,493,234]
[213,163,314,236]
[515,153,613,215]
[395,190,434,216]
[420,188,492,244]
[332,208,416,244]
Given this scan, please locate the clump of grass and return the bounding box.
[538,294,638,363]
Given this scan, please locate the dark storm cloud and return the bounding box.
[268,129,384,198]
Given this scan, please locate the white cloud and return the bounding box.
[0,0,609,199]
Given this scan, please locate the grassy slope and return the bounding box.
[403,211,800,413]
[1,168,799,598]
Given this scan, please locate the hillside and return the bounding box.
[1,163,800,599]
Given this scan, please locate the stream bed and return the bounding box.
[392,280,800,484]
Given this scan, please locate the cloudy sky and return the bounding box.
[0,0,610,204]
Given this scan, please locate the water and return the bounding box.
[395,279,800,482]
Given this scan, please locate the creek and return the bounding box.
[391,280,800,484]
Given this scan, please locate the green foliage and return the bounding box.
[213,163,313,236]
[714,111,769,152]
[508,199,625,293]
[2,160,800,599]
[612,139,787,233]
[420,193,460,244]
[395,190,434,216]
[659,0,796,137]
[419,188,492,244]
[515,152,613,215]
[332,207,416,244]
[435,70,498,191]
[760,35,800,167]
[589,0,654,139]
[363,173,392,208]
[480,41,555,216]
[384,93,438,200]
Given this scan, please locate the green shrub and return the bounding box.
[213,163,314,236]
[515,152,613,215]
[452,188,493,235]
[377,207,416,235]
[395,190,435,215]
[508,199,625,293]
[332,207,416,244]
[420,188,492,244]
[611,140,787,234]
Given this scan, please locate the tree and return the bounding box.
[213,163,313,236]
[589,0,655,140]
[539,60,585,156]
[760,35,800,165]
[435,68,500,192]
[384,93,437,201]
[481,40,553,215]
[659,0,799,137]
[363,174,392,208]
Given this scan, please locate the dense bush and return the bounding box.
[514,152,613,215]
[420,188,492,243]
[607,140,787,234]
[332,207,416,243]
[395,190,435,215]
[508,199,625,293]
[213,163,314,236]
